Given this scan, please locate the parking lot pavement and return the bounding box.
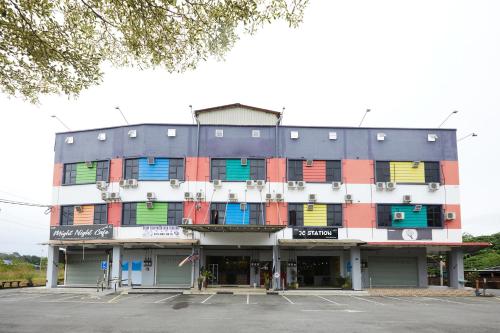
[1,291,500,333]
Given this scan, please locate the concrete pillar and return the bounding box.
[111,246,122,289]
[417,248,429,288]
[449,248,464,289]
[192,246,201,288]
[350,247,362,291]
[272,245,281,290]
[46,245,59,288]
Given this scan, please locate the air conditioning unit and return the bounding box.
[246,180,255,188]
[109,192,120,201]
[195,191,204,201]
[287,181,296,189]
[228,193,238,202]
[403,195,412,203]
[275,193,284,202]
[428,182,440,191]
[146,201,154,209]
[344,194,353,203]
[446,212,456,220]
[170,179,180,188]
[101,192,110,201]
[306,160,313,167]
[332,181,342,190]
[265,193,273,201]
[413,204,423,212]
[127,179,138,188]
[308,194,317,203]
[75,205,83,213]
[147,157,155,165]
[182,218,192,225]
[127,129,137,138]
[296,181,306,190]
[119,179,128,188]
[255,180,266,188]
[307,203,314,211]
[376,182,385,190]
[85,161,94,168]
[240,203,247,211]
[241,158,248,166]
[386,182,396,191]
[146,192,156,201]
[96,181,108,190]
[184,192,194,201]
[412,161,420,168]
[212,179,222,188]
[97,133,106,141]
[393,212,405,220]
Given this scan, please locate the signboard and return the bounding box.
[100,261,108,271]
[292,227,338,239]
[50,225,113,240]
[142,226,181,238]
[387,228,432,241]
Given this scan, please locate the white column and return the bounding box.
[111,246,122,289]
[417,248,429,288]
[46,245,59,288]
[350,247,362,291]
[272,245,281,290]
[449,248,464,289]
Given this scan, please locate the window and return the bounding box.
[210,203,226,224]
[427,205,443,227]
[425,162,441,183]
[326,161,342,182]
[124,159,139,179]
[288,204,304,226]
[63,163,78,185]
[169,159,185,180]
[60,206,74,225]
[122,202,137,225]
[93,204,108,225]
[250,159,266,180]
[288,160,303,181]
[249,203,265,225]
[377,205,392,227]
[375,161,391,182]
[168,203,184,225]
[211,159,226,180]
[327,204,343,227]
[96,161,109,182]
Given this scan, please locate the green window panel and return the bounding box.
[76,162,97,184]
[226,159,250,181]
[137,202,168,225]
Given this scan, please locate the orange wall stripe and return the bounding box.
[184,201,210,224]
[343,203,375,228]
[186,157,210,181]
[342,160,374,184]
[50,206,60,226]
[267,158,286,182]
[266,202,288,226]
[107,202,122,227]
[441,161,460,185]
[109,158,123,182]
[53,163,63,186]
[444,204,461,229]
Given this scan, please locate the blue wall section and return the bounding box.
[225,203,249,225]
[391,205,428,228]
[138,158,169,180]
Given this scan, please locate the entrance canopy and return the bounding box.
[179,224,286,233]
[43,238,198,248]
[364,242,491,253]
[279,239,366,249]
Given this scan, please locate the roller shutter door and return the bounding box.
[368,257,418,287]
[66,254,107,285]
[156,255,191,287]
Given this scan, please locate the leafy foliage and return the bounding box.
[463,232,500,270]
[0,0,308,102]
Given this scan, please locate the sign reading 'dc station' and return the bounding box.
[292,227,338,239]
[50,225,113,240]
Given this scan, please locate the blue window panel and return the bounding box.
[132,261,142,271]
[391,205,428,228]
[121,261,129,271]
[138,158,169,180]
[225,203,249,225]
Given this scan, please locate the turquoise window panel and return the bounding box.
[226,159,250,181]
[391,205,428,228]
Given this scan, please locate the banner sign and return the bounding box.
[292,227,338,239]
[50,225,113,240]
[142,226,181,238]
[387,228,432,241]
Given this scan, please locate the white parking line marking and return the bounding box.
[247,294,249,305]
[301,309,364,313]
[282,295,295,304]
[107,294,123,303]
[201,294,215,304]
[316,295,344,306]
[423,297,471,305]
[54,295,83,302]
[350,296,386,305]
[154,294,180,304]
[0,294,47,302]
[382,296,428,305]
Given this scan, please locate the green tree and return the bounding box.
[0,0,308,103]
[463,232,500,270]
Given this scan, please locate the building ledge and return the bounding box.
[364,242,491,253]
[178,224,286,233]
[278,239,366,248]
[42,238,198,247]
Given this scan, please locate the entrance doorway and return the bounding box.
[297,256,340,287]
[206,256,250,285]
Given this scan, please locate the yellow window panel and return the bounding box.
[73,205,94,225]
[303,204,327,226]
[390,162,425,183]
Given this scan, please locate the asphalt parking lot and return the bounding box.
[1,290,499,333]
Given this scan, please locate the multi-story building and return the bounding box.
[46,103,486,290]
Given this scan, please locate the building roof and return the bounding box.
[194,103,281,117]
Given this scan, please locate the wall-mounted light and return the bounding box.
[329,132,337,140]
[377,133,386,141]
[290,131,299,139]
[97,133,106,141]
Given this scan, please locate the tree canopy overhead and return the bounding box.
[0,0,308,103]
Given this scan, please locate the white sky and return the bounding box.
[1,0,499,255]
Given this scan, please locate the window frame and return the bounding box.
[62,160,110,185]
[63,163,78,185]
[168,158,185,181]
[249,203,265,225]
[93,204,108,225]
[326,204,343,227]
[210,159,227,181]
[325,160,342,183]
[287,159,304,181]
[167,202,184,225]
[375,161,442,184]
[424,161,441,183]
[122,202,138,226]
[210,203,227,224]
[123,158,140,180]
[376,204,444,228]
[287,203,304,227]
[60,205,75,225]
[249,159,266,181]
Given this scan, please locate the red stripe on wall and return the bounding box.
[53,164,63,186]
[441,161,460,185]
[107,202,122,227]
[342,160,374,184]
[184,201,210,224]
[186,157,210,181]
[266,158,286,182]
[266,202,288,226]
[343,203,375,228]
[444,204,461,229]
[109,158,123,182]
[302,160,326,182]
[50,206,60,226]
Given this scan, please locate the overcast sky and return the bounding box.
[1,0,499,255]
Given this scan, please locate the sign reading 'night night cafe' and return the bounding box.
[50,225,113,240]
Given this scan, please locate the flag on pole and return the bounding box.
[178,254,199,267]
